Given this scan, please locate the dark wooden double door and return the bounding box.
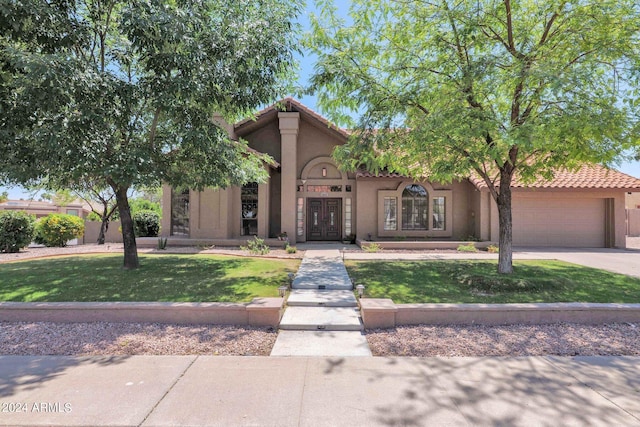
[307,198,342,241]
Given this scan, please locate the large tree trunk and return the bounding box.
[497,169,514,274]
[113,185,139,269]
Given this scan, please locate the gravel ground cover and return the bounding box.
[366,323,640,357]
[0,322,277,356]
[2,321,639,357]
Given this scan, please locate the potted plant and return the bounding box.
[277,231,288,241]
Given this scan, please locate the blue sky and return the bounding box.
[2,1,639,199]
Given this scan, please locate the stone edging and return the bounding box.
[0,298,285,327]
[359,299,640,329]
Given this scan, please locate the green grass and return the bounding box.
[0,254,300,303]
[345,260,640,304]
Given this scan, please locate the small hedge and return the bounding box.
[34,214,85,247]
[133,210,160,237]
[0,211,35,253]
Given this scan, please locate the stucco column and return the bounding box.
[279,112,300,244]
[161,183,172,237]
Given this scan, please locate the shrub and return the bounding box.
[133,210,160,237]
[487,244,499,253]
[0,211,35,253]
[285,244,297,254]
[457,242,478,252]
[157,237,168,250]
[34,214,84,247]
[363,242,382,253]
[241,236,270,255]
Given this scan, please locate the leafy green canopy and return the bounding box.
[0,0,302,191]
[308,0,639,186]
[0,0,302,267]
[308,0,640,274]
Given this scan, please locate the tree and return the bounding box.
[75,181,118,245]
[0,191,7,203]
[0,0,301,269]
[307,0,640,273]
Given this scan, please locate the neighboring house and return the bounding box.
[0,199,90,219]
[161,98,640,248]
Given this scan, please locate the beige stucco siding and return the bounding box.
[246,120,281,163]
[355,178,474,239]
[296,119,344,175]
[190,188,232,239]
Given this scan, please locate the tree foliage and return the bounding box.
[307,0,640,273]
[0,210,35,253]
[0,0,301,268]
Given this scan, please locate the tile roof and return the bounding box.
[234,97,350,138]
[356,168,406,178]
[469,164,640,190]
[358,164,640,190]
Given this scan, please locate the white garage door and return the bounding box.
[512,197,605,247]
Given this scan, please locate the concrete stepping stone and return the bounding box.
[270,330,372,356]
[287,289,357,307]
[279,307,363,331]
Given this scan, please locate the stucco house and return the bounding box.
[0,199,90,219]
[161,98,640,248]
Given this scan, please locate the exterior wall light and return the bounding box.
[322,167,327,177]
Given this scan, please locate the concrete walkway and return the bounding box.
[1,355,639,426]
[272,246,371,357]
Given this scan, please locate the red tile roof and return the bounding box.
[234,97,349,138]
[358,164,640,190]
[469,164,640,190]
[356,168,406,178]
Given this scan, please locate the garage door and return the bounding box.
[512,197,605,247]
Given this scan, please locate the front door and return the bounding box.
[307,198,342,241]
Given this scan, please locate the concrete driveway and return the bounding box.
[513,247,640,278]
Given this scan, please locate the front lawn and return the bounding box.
[345,260,640,304]
[0,254,300,303]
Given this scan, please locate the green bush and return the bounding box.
[241,236,270,255]
[363,242,382,253]
[285,244,297,254]
[457,242,478,252]
[133,210,160,237]
[34,214,85,247]
[0,211,35,253]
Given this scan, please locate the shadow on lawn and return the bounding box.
[0,255,295,302]
[346,260,640,303]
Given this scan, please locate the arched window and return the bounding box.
[402,184,428,230]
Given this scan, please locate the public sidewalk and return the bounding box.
[1,355,639,426]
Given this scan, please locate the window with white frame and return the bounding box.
[432,196,445,230]
[383,197,397,231]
